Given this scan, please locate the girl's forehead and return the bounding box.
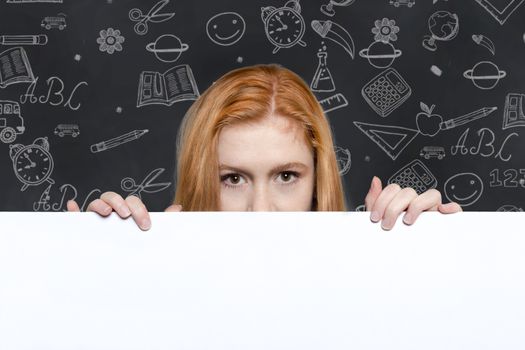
[222,113,303,135]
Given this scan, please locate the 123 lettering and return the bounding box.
[20,76,88,111]
[489,169,525,188]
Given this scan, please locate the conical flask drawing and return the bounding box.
[310,50,335,92]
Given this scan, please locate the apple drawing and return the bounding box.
[416,102,443,137]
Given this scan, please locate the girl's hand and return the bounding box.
[364,176,462,230]
[66,192,183,231]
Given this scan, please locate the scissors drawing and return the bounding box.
[121,168,172,199]
[129,0,175,35]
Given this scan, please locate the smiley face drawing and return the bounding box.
[444,173,484,207]
[206,12,246,46]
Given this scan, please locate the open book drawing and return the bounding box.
[0,47,35,89]
[137,64,200,107]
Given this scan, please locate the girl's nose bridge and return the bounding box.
[250,181,272,211]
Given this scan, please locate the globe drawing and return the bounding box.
[422,11,459,51]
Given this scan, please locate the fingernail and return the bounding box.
[381,218,393,230]
[141,218,151,230]
[403,213,413,225]
[370,211,380,222]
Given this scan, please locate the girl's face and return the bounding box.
[217,114,316,211]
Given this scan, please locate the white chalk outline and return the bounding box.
[311,19,354,59]
[444,173,483,207]
[311,44,335,92]
[9,136,55,191]
[388,159,437,195]
[136,64,199,107]
[206,12,246,46]
[422,10,459,52]
[361,67,412,117]
[146,34,189,63]
[0,100,25,143]
[0,47,35,88]
[319,93,348,113]
[474,0,525,25]
[354,121,419,160]
[261,0,307,54]
[463,61,506,90]
[502,93,525,129]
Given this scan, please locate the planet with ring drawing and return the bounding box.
[359,41,402,68]
[146,34,189,63]
[463,61,506,90]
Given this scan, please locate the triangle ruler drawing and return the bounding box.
[354,121,420,160]
[474,0,525,25]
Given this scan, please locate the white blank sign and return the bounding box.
[1,212,525,350]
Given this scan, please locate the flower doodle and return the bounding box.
[97,28,125,54]
[372,18,399,43]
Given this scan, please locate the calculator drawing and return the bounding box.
[362,68,412,117]
[388,159,437,195]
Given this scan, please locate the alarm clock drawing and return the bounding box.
[261,0,307,54]
[9,136,55,191]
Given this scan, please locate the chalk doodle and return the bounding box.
[320,0,355,17]
[416,102,442,137]
[422,10,459,52]
[97,28,124,54]
[390,0,415,7]
[311,19,355,59]
[19,76,88,111]
[129,0,175,36]
[121,168,171,200]
[489,168,525,188]
[9,137,54,191]
[361,68,412,117]
[419,146,445,160]
[206,12,246,46]
[354,121,419,160]
[472,34,496,55]
[33,183,102,212]
[41,13,67,30]
[335,146,352,176]
[0,47,34,88]
[0,34,48,45]
[450,128,518,162]
[444,173,484,207]
[261,0,307,54]
[463,61,506,90]
[146,34,189,63]
[311,44,335,92]
[359,18,402,69]
[90,129,149,153]
[319,93,348,113]
[54,124,79,138]
[388,159,437,195]
[473,0,525,25]
[440,107,498,131]
[502,93,525,129]
[137,64,199,107]
[0,100,25,143]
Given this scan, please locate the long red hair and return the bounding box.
[174,64,347,211]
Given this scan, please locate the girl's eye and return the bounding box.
[278,171,299,183]
[220,171,300,188]
[221,174,246,188]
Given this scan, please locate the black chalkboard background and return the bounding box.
[1,0,524,212]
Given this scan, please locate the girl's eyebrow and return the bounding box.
[219,162,308,176]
